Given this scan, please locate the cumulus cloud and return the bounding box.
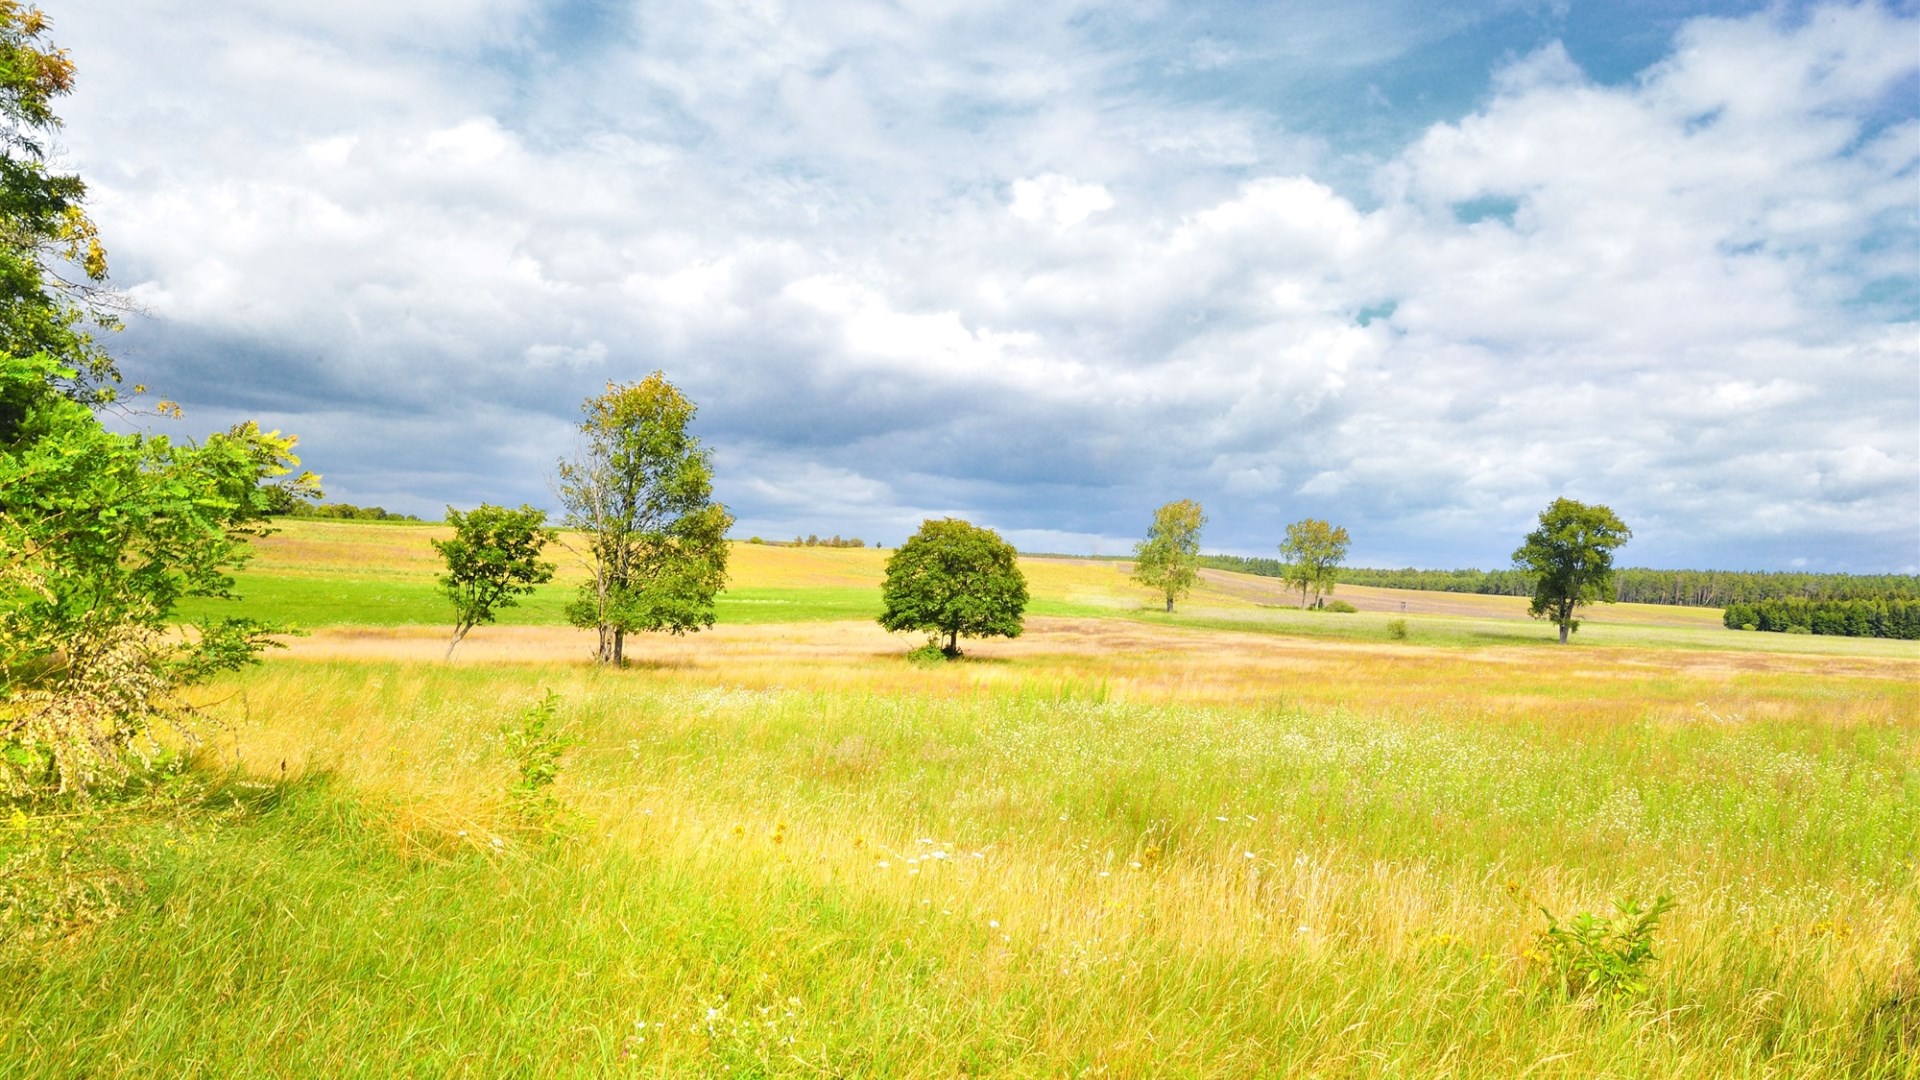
[56,0,1920,570]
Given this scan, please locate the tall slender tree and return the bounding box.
[1278,518,1351,609]
[1132,499,1205,613]
[556,374,732,666]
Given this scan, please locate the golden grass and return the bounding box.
[168,625,1918,1075]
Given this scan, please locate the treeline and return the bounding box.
[1723,598,1920,639]
[1199,556,1541,596]
[278,501,422,522]
[1198,556,1920,608]
[746,534,868,548]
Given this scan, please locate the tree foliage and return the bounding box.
[1512,498,1632,643]
[1278,518,1350,609]
[1132,499,1205,613]
[0,9,313,795]
[1,358,313,794]
[878,518,1027,657]
[1723,597,1920,639]
[433,503,555,660]
[0,2,119,414]
[556,374,732,666]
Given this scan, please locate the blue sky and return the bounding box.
[57,0,1920,570]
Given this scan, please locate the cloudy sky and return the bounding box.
[57,0,1920,570]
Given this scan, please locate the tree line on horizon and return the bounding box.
[1197,558,1920,608]
[1720,598,1920,640]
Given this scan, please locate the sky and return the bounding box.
[53,0,1920,570]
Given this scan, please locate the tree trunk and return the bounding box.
[1165,596,1173,613]
[445,626,468,662]
[613,628,625,666]
[1559,622,1570,644]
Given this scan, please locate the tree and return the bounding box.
[433,503,556,661]
[1278,518,1351,609]
[1512,498,1632,644]
[2,358,313,794]
[0,8,314,795]
[1132,499,1205,613]
[878,518,1028,657]
[0,3,120,414]
[556,374,732,666]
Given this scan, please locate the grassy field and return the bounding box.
[7,520,1918,1076]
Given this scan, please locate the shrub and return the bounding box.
[1386,618,1408,641]
[1533,893,1675,1002]
[500,692,575,826]
[906,642,950,666]
[1322,600,1358,613]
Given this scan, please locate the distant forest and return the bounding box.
[1196,556,1920,607]
[1721,598,1920,639]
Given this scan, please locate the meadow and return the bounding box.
[5,520,1917,1077]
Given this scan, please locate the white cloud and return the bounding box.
[1009,174,1116,227]
[54,1,1920,569]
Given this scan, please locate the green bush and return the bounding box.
[906,641,950,666]
[1534,893,1675,1002]
[1386,618,1408,641]
[499,692,574,826]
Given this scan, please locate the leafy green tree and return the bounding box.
[1132,499,1205,613]
[1278,518,1351,609]
[556,374,732,666]
[1,357,314,794]
[0,3,120,413]
[0,9,314,795]
[1512,498,1632,644]
[879,518,1027,657]
[433,503,556,660]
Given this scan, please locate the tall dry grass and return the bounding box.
[7,626,1907,1076]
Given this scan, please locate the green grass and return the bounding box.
[180,578,883,629]
[14,520,1918,1075]
[5,653,1916,1077]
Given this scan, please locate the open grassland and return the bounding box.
[184,520,1911,658]
[8,520,1917,1076]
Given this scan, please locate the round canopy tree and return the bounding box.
[1512,497,1632,643]
[879,518,1028,657]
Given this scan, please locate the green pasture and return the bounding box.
[12,519,1918,1076]
[4,658,1915,1077]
